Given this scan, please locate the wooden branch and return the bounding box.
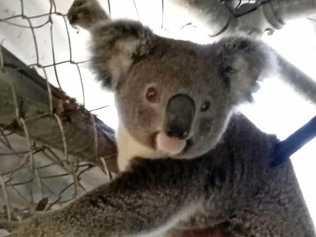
[0,47,118,172]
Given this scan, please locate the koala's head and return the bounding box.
[89,20,270,160]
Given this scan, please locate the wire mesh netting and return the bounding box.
[0,0,209,227]
[0,0,127,224]
[0,0,215,223]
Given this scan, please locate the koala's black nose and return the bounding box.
[165,94,195,140]
[166,124,189,140]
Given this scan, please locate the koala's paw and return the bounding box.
[67,0,109,29]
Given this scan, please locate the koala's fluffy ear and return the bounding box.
[215,37,275,104]
[67,0,109,29]
[90,20,155,90]
[67,0,155,90]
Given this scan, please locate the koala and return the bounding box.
[1,115,315,237]
[67,0,316,172]
[1,0,315,236]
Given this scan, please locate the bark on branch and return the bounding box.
[0,47,118,172]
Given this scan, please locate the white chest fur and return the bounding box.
[116,122,164,171]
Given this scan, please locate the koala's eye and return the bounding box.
[145,86,159,103]
[200,101,210,112]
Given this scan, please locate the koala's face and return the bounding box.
[115,38,236,159]
[89,20,268,160]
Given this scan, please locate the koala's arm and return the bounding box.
[9,159,204,237]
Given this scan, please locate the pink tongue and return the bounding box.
[156,132,186,155]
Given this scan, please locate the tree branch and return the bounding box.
[0,46,118,172]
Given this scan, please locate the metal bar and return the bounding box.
[268,0,316,21]
[167,0,232,36]
[169,0,316,36]
[271,116,316,167]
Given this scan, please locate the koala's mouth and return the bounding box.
[182,139,193,153]
[154,131,192,157]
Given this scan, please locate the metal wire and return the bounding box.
[0,0,117,223]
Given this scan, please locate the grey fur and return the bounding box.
[68,0,316,166]
[2,0,315,236]
[3,115,315,236]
